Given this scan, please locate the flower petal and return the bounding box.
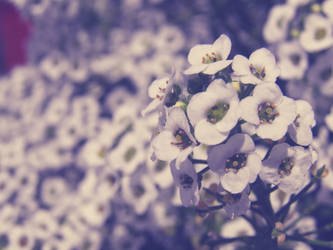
[232,55,251,75]
[221,168,249,194]
[253,83,282,104]
[246,153,262,183]
[152,131,180,161]
[249,48,276,68]
[194,119,228,145]
[187,92,218,125]
[184,64,208,75]
[187,44,212,65]
[213,34,232,60]
[203,60,232,75]
[239,97,260,125]
[256,117,288,141]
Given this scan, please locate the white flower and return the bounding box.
[207,133,262,194]
[184,34,232,75]
[277,40,308,80]
[260,143,312,194]
[240,83,297,141]
[122,172,158,215]
[152,107,196,163]
[288,100,316,146]
[187,79,240,145]
[141,75,182,116]
[263,4,295,43]
[107,131,146,175]
[299,14,333,53]
[232,48,280,85]
[170,159,199,207]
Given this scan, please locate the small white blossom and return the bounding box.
[207,133,262,194]
[277,40,308,80]
[263,4,295,43]
[141,74,183,116]
[232,48,280,85]
[260,143,312,194]
[184,34,232,75]
[170,158,199,207]
[187,79,240,145]
[152,107,196,163]
[288,100,316,146]
[240,83,297,141]
[299,14,333,52]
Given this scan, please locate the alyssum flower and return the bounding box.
[184,34,232,75]
[187,79,240,145]
[288,100,316,146]
[152,107,196,163]
[240,83,297,141]
[141,75,182,116]
[260,143,313,194]
[232,48,280,85]
[170,158,199,207]
[207,133,262,194]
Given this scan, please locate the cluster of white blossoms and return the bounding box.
[144,34,320,218]
[263,0,333,131]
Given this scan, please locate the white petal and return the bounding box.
[203,60,232,75]
[256,118,288,141]
[246,153,262,183]
[152,131,180,161]
[277,97,297,124]
[249,48,276,68]
[288,124,313,146]
[141,99,161,116]
[187,44,212,65]
[194,120,228,145]
[221,169,249,194]
[239,97,260,125]
[184,64,208,75]
[187,92,217,125]
[253,83,282,104]
[232,55,251,75]
[148,77,170,98]
[259,165,280,185]
[213,34,232,60]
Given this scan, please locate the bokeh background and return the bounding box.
[0,0,333,249]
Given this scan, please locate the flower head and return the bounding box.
[240,83,297,141]
[260,143,312,194]
[141,74,182,116]
[263,4,295,43]
[152,107,196,163]
[288,100,316,146]
[299,14,333,53]
[184,34,232,75]
[207,133,262,194]
[232,48,280,85]
[187,79,240,145]
[170,159,199,207]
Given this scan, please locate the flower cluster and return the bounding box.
[145,34,319,219]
